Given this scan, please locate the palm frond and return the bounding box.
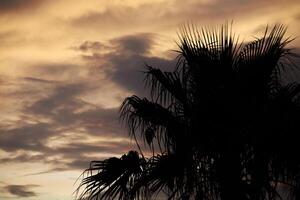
[130,154,184,200]
[144,65,187,110]
[120,95,183,152]
[178,23,242,71]
[75,151,144,200]
[238,24,294,96]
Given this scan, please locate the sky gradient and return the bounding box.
[1,0,300,199]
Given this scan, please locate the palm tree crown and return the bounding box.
[76,24,300,200]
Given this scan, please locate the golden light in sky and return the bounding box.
[0,0,300,199]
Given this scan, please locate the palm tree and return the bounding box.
[76,24,300,200]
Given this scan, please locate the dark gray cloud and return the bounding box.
[25,83,89,117]
[110,33,156,55]
[0,123,53,152]
[78,33,176,96]
[0,75,129,171]
[73,107,123,136]
[4,184,38,198]
[76,41,107,52]
[21,77,58,84]
[295,13,300,21]
[0,81,126,148]
[0,136,132,171]
[0,0,42,13]
[108,54,175,96]
[66,159,93,170]
[61,141,132,170]
[0,140,131,172]
[24,81,123,135]
[30,62,84,79]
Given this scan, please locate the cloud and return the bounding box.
[70,0,300,33]
[71,9,133,31]
[0,138,132,171]
[52,141,131,158]
[21,77,58,84]
[66,159,93,170]
[0,81,127,149]
[3,184,38,198]
[108,54,175,96]
[0,70,130,172]
[23,80,124,135]
[0,0,43,13]
[25,83,89,117]
[0,123,53,152]
[72,107,123,136]
[0,72,133,172]
[0,30,16,42]
[110,33,156,55]
[0,153,45,163]
[28,62,88,81]
[294,13,300,21]
[75,41,107,53]
[77,33,176,96]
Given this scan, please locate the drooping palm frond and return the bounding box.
[75,151,145,200]
[129,153,184,200]
[120,95,184,153]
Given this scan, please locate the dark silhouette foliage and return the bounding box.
[76,24,300,200]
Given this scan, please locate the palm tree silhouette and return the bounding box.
[76,24,300,200]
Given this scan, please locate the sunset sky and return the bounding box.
[0,0,300,199]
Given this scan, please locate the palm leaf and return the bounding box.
[238,24,294,97]
[76,151,144,200]
[144,65,187,111]
[120,95,184,152]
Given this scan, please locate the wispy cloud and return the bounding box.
[3,184,39,198]
[0,0,42,13]
[76,33,175,95]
